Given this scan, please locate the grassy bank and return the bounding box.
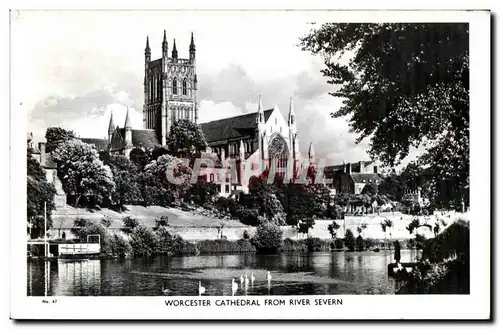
[195,239,256,253]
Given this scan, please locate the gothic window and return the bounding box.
[172,78,177,95]
[182,79,187,95]
[268,135,289,159]
[275,118,277,125]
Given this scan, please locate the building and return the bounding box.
[33,32,313,199]
[324,160,383,195]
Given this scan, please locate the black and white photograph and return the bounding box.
[9,8,490,320]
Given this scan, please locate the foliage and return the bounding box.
[121,216,139,235]
[327,221,341,239]
[144,154,192,202]
[155,226,183,255]
[150,146,169,161]
[301,23,469,209]
[72,222,114,256]
[166,119,208,156]
[100,217,112,228]
[110,234,131,258]
[154,216,169,230]
[129,225,159,257]
[233,205,260,226]
[184,181,219,207]
[129,147,150,171]
[280,238,308,252]
[196,239,256,253]
[378,174,404,201]
[70,217,90,237]
[355,235,365,251]
[344,229,355,251]
[108,154,141,208]
[242,230,250,240]
[252,221,283,251]
[306,237,330,252]
[422,219,469,263]
[52,139,115,207]
[361,182,377,195]
[45,127,76,153]
[27,150,56,237]
[333,239,344,250]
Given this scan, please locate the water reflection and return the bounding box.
[27,250,419,296]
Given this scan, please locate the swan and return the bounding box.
[250,271,255,286]
[198,281,206,296]
[231,278,238,296]
[244,274,249,288]
[161,284,171,295]
[267,271,272,283]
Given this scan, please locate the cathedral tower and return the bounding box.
[143,32,198,146]
[288,97,299,179]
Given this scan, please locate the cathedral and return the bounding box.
[81,32,313,195]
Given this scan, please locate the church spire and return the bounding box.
[108,111,115,134]
[172,38,178,59]
[124,106,132,129]
[189,32,196,52]
[256,94,264,124]
[308,142,315,161]
[145,36,151,62]
[288,96,295,125]
[162,30,168,53]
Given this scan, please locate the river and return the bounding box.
[27,250,419,296]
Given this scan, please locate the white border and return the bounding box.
[8,8,491,320]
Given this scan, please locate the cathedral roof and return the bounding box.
[200,109,273,143]
[115,128,160,149]
[79,138,109,151]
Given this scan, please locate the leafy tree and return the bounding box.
[361,182,377,195]
[328,221,341,240]
[378,174,404,201]
[301,23,469,209]
[121,216,139,235]
[166,119,208,156]
[150,146,169,162]
[154,216,169,230]
[344,229,355,251]
[129,147,150,171]
[355,235,365,251]
[144,154,192,202]
[51,139,115,207]
[184,181,219,207]
[27,149,56,237]
[108,154,141,208]
[252,221,283,252]
[100,216,112,228]
[45,127,75,153]
[129,225,159,257]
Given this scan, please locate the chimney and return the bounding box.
[346,163,351,175]
[38,142,46,165]
[359,161,365,173]
[373,165,378,174]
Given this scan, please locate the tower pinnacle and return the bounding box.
[172,38,178,59]
[124,106,132,129]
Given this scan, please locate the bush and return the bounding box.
[109,234,131,258]
[196,239,255,253]
[242,230,250,240]
[129,225,159,257]
[154,216,169,230]
[72,222,114,256]
[344,229,355,251]
[234,205,260,226]
[280,238,308,252]
[122,216,139,235]
[306,237,330,252]
[252,221,283,252]
[355,235,365,251]
[333,239,344,250]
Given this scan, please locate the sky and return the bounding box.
[13,10,421,166]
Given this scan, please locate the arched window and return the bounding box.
[172,78,177,95]
[182,79,187,95]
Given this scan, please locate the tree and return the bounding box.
[344,229,355,251]
[121,216,139,235]
[108,154,141,209]
[301,23,469,209]
[51,139,115,207]
[252,221,283,252]
[378,174,404,201]
[45,127,75,153]
[27,149,56,237]
[361,182,377,196]
[166,119,208,156]
[144,154,192,202]
[328,221,341,240]
[184,181,220,207]
[129,147,150,171]
[355,235,365,251]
